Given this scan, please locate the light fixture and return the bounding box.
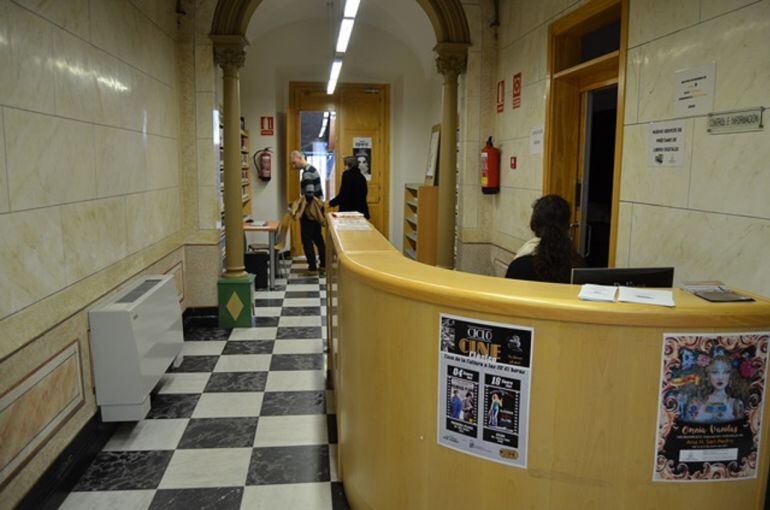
[343,0,360,18]
[336,18,355,53]
[327,59,343,95]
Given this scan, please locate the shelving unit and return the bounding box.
[403,183,438,265]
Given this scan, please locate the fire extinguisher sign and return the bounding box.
[260,116,274,136]
[512,73,522,109]
[496,80,505,113]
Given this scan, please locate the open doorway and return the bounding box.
[299,111,337,200]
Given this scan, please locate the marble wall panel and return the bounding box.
[628,0,699,48]
[614,201,633,267]
[51,26,99,123]
[700,0,759,20]
[0,0,56,114]
[460,184,479,229]
[147,135,180,191]
[498,136,543,191]
[15,0,90,40]
[0,109,7,213]
[494,187,539,241]
[195,44,215,93]
[4,108,96,211]
[94,125,148,198]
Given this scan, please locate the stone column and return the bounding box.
[213,36,254,327]
[435,43,468,269]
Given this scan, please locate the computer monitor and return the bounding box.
[570,267,674,287]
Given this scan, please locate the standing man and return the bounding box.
[290,150,326,274]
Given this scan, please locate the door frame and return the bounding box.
[287,81,391,241]
[542,0,629,266]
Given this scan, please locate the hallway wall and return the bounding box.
[473,0,770,295]
[0,1,186,505]
[240,16,442,250]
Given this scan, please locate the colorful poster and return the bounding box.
[654,332,769,482]
[438,314,533,468]
[352,137,372,181]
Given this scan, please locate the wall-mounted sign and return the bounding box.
[510,156,517,170]
[653,332,769,482]
[496,80,505,113]
[648,120,686,167]
[673,63,715,117]
[707,107,765,135]
[529,127,543,155]
[512,72,522,109]
[438,314,533,468]
[260,116,274,135]
[353,137,372,181]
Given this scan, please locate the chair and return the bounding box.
[247,214,292,279]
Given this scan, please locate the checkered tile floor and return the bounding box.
[60,263,349,510]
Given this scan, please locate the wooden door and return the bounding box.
[337,85,390,236]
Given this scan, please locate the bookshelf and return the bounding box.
[217,112,253,263]
[403,183,438,265]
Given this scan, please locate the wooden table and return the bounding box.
[244,220,280,289]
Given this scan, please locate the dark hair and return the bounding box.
[530,195,578,283]
[343,156,358,170]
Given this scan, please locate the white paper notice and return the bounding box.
[617,287,675,307]
[673,63,715,116]
[578,284,617,303]
[529,127,543,155]
[648,120,686,167]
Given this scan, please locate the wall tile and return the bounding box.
[499,136,543,191]
[700,0,758,21]
[51,27,98,122]
[627,203,770,296]
[498,25,547,88]
[62,197,127,283]
[131,0,177,39]
[614,202,633,267]
[91,49,136,130]
[5,108,96,211]
[628,0,699,48]
[197,139,217,187]
[637,1,770,123]
[463,3,482,52]
[196,92,215,139]
[619,121,692,208]
[494,187,539,241]
[94,125,147,198]
[0,109,7,213]
[0,207,66,317]
[689,117,770,219]
[15,0,90,40]
[126,192,150,252]
[460,184,479,228]
[0,0,56,114]
[147,135,179,190]
[90,0,139,68]
[464,50,482,99]
[197,185,219,229]
[195,45,215,93]
[623,47,642,125]
[195,0,218,45]
[511,0,574,38]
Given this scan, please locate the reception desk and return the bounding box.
[325,216,770,510]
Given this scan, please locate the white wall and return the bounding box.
[240,17,442,249]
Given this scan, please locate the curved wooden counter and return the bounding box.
[325,217,770,510]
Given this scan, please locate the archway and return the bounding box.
[211,0,471,324]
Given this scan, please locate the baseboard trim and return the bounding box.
[15,416,117,510]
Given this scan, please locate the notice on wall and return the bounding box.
[529,127,543,155]
[648,120,686,167]
[653,332,769,482]
[352,137,372,181]
[496,80,505,113]
[260,116,274,136]
[512,72,522,109]
[438,314,533,468]
[673,63,716,117]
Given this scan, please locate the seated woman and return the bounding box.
[329,156,370,218]
[505,194,583,283]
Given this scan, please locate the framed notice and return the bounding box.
[353,137,372,181]
[437,314,533,468]
[425,124,441,185]
[654,332,769,481]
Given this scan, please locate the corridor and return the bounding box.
[59,263,349,510]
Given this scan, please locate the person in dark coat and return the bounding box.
[329,156,370,219]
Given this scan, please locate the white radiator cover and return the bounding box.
[89,275,183,422]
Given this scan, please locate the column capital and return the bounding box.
[434,42,469,77]
[211,34,249,71]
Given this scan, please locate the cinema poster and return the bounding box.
[437,314,533,468]
[654,332,769,482]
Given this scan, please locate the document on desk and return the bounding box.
[617,287,675,307]
[578,284,618,302]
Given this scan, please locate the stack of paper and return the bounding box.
[578,284,617,302]
[617,287,675,307]
[332,211,364,218]
[578,285,676,307]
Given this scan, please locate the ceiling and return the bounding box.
[245,0,437,71]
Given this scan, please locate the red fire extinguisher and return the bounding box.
[253,147,272,182]
[481,136,500,195]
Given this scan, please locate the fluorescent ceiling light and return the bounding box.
[336,18,355,53]
[343,0,360,18]
[327,59,343,95]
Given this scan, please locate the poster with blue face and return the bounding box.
[654,332,769,481]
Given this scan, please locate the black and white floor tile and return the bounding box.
[60,262,349,510]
